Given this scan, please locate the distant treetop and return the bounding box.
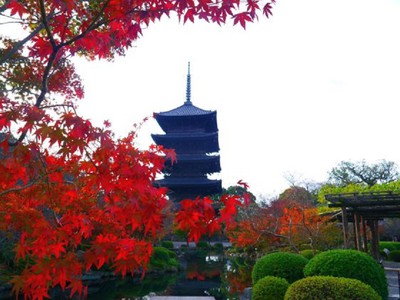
[328,159,399,187]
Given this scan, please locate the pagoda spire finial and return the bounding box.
[185,62,192,105]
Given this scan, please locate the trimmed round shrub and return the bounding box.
[252,252,308,284]
[284,276,381,300]
[304,249,387,299]
[252,276,289,300]
[389,250,400,262]
[150,247,178,269]
[161,241,174,249]
[299,249,318,260]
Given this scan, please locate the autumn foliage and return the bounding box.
[0,0,278,298]
[175,194,242,243]
[226,188,334,253]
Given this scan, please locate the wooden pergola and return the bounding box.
[325,191,400,260]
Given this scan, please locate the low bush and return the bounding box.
[252,276,289,300]
[149,247,178,270]
[304,249,387,299]
[196,241,209,249]
[389,250,400,262]
[299,249,318,260]
[213,242,224,251]
[252,252,308,284]
[161,241,174,249]
[284,276,381,300]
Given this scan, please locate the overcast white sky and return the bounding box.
[75,0,400,198]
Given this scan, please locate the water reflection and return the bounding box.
[89,251,254,300]
[206,255,223,262]
[220,257,253,298]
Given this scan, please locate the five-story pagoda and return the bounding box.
[152,64,222,201]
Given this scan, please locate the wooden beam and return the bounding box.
[342,207,349,249]
[361,216,368,253]
[369,220,380,260]
[354,212,362,251]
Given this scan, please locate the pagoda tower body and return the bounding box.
[152,64,222,201]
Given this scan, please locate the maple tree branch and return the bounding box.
[261,216,300,253]
[0,23,44,65]
[0,178,41,197]
[12,47,58,144]
[0,20,24,25]
[39,0,57,49]
[301,207,315,245]
[61,0,111,48]
[52,210,63,227]
[35,47,58,106]
[40,103,74,109]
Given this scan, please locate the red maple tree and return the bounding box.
[0,1,277,298]
[226,195,332,254]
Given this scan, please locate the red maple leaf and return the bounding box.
[237,179,249,190]
[233,12,253,29]
[263,3,274,18]
[8,0,27,18]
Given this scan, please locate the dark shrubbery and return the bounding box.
[213,242,224,251]
[284,276,381,300]
[161,241,174,249]
[252,276,289,300]
[389,250,400,262]
[252,252,308,284]
[196,241,209,249]
[304,249,387,299]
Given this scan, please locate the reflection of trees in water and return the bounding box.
[185,254,224,280]
[88,273,178,299]
[219,256,254,299]
[88,252,256,299]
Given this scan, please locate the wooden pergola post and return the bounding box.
[342,206,349,248]
[369,219,380,260]
[325,191,400,257]
[361,216,368,252]
[354,212,362,251]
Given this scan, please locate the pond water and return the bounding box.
[0,251,253,300]
[87,252,253,300]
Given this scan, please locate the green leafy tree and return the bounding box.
[329,160,399,187]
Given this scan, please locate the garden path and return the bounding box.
[150,297,215,300]
[385,261,400,300]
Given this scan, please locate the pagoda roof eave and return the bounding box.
[153,132,217,138]
[172,154,220,162]
[154,178,222,187]
[155,103,216,117]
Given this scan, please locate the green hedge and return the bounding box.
[379,241,400,252]
[149,247,178,270]
[304,249,387,299]
[284,276,381,300]
[196,241,208,248]
[161,241,174,249]
[252,252,308,284]
[252,276,289,300]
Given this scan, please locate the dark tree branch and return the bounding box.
[39,0,57,49]
[0,23,44,65]
[0,177,41,196]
